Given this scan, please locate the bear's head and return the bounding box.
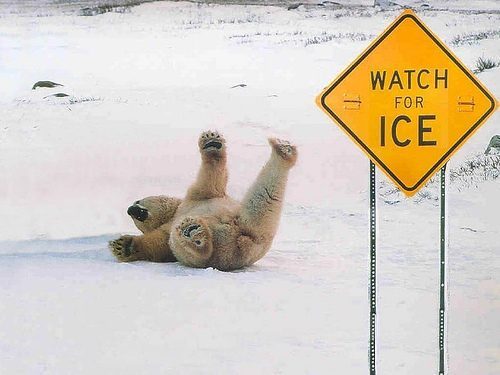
[127,195,182,233]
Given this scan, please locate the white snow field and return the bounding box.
[0,1,499,374]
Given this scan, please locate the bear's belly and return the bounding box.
[171,197,244,270]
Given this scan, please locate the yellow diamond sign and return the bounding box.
[316,9,498,197]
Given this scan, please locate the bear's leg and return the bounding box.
[238,138,297,242]
[169,217,213,268]
[108,223,177,262]
[185,131,228,200]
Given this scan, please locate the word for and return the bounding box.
[395,96,424,108]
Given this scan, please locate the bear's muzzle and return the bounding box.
[127,204,148,222]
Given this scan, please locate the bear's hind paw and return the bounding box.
[269,138,297,165]
[176,217,211,250]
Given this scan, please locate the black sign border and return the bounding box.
[320,12,497,192]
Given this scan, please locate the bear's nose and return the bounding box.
[127,205,148,222]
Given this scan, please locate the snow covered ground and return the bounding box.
[0,1,498,374]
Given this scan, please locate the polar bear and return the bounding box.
[109,130,297,271]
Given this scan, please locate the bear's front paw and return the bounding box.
[109,235,141,262]
[269,138,297,166]
[199,130,226,157]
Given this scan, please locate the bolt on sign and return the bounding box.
[316,9,498,196]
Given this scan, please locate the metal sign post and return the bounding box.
[439,164,448,375]
[369,161,377,375]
